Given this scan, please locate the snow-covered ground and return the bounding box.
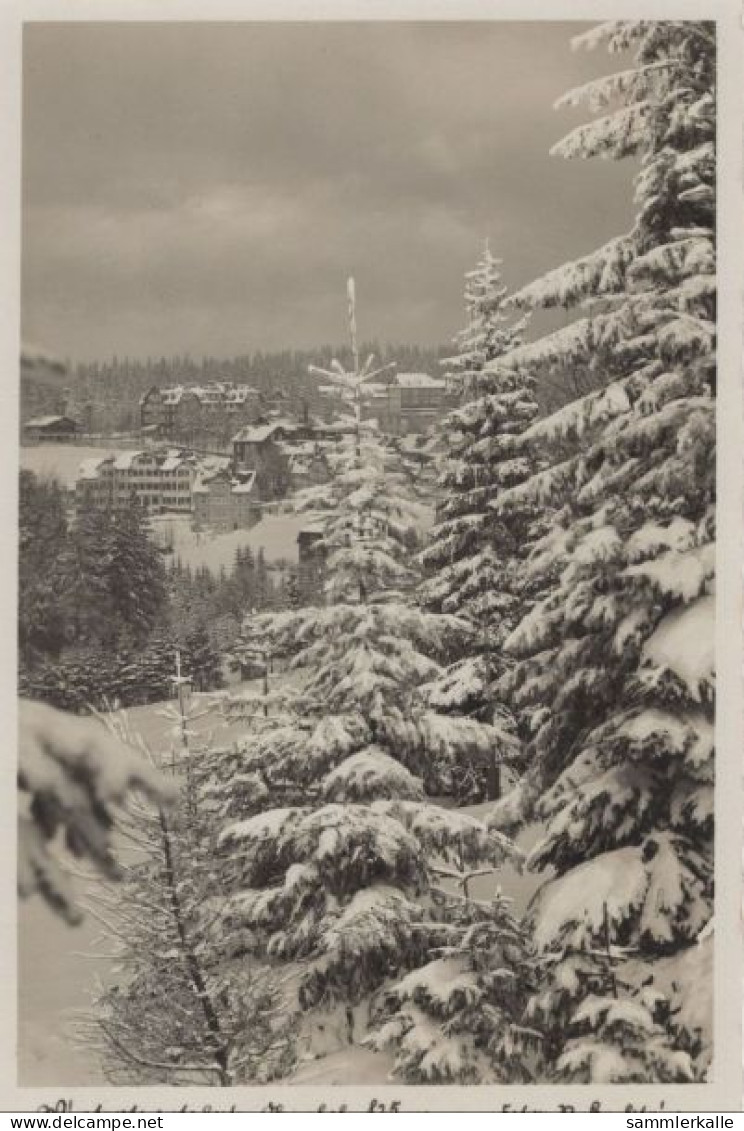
[155,505,435,574]
[18,687,545,1087]
[152,513,310,571]
[289,1046,396,1086]
[20,444,123,489]
[19,899,108,1084]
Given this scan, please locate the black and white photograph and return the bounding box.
[10,4,740,1111]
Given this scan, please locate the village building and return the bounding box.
[157,452,199,513]
[139,382,261,444]
[22,415,80,444]
[231,422,296,499]
[192,467,261,531]
[75,449,197,514]
[76,455,116,508]
[317,372,450,436]
[360,372,450,435]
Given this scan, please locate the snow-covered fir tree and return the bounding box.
[420,243,538,800]
[200,430,528,1073]
[366,882,543,1083]
[440,240,527,392]
[107,498,168,649]
[489,20,715,1080]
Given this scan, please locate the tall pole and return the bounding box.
[348,277,362,460]
[307,277,394,452]
[347,277,360,378]
[176,650,188,750]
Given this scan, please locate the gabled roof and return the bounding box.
[232,423,281,444]
[395,372,445,389]
[23,415,77,428]
[160,455,191,472]
[113,450,145,470]
[192,467,256,496]
[193,467,231,491]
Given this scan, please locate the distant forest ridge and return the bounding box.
[74,341,449,390]
[27,336,599,433]
[40,343,445,434]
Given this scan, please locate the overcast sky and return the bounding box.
[22,21,636,364]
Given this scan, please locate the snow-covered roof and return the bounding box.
[161,386,185,405]
[113,450,145,470]
[232,472,257,495]
[224,386,258,402]
[198,470,229,488]
[395,372,445,389]
[154,382,259,407]
[23,415,74,428]
[199,455,231,473]
[232,423,280,443]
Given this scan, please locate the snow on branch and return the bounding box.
[18,699,176,924]
[507,238,633,311]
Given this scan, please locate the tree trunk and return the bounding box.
[486,754,501,802]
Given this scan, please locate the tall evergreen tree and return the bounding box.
[421,244,538,799]
[440,241,527,391]
[490,20,715,1080]
[184,623,224,692]
[18,472,70,663]
[107,498,168,647]
[200,435,523,1068]
[63,497,116,649]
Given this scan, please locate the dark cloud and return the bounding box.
[22,21,636,361]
